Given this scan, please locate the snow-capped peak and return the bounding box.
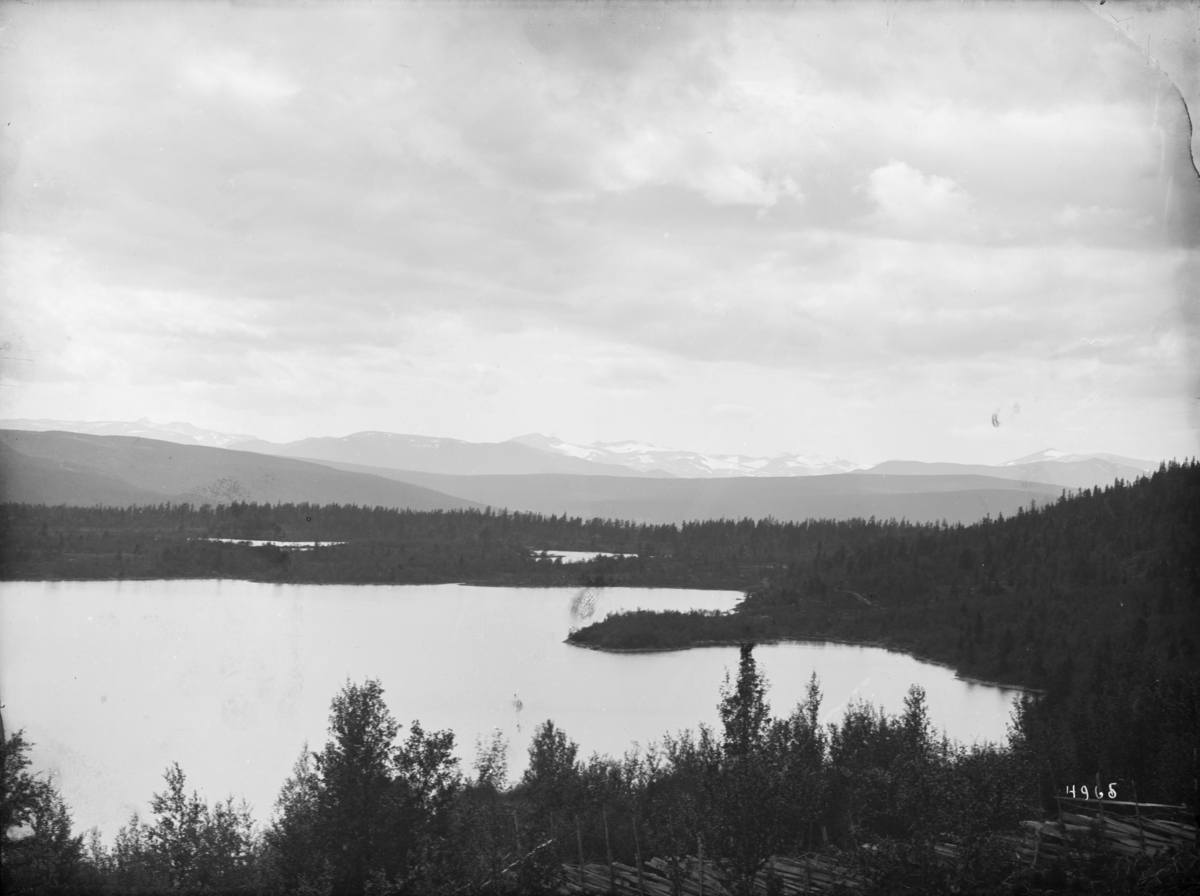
[507,433,865,478]
[1000,449,1070,466]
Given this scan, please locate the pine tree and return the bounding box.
[718,643,770,758]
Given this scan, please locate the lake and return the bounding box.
[0,579,1020,838]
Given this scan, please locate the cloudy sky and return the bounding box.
[1,0,1197,465]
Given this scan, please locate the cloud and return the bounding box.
[586,358,672,392]
[1054,204,1156,232]
[0,0,1193,464]
[864,161,974,236]
[181,51,299,104]
[708,403,754,420]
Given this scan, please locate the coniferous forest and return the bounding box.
[2,461,1198,894]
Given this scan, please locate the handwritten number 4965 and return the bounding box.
[1065,784,1117,799]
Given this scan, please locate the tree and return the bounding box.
[145,762,207,888]
[312,679,405,895]
[456,732,512,892]
[1,730,84,894]
[395,720,460,819]
[522,720,580,816]
[471,729,508,793]
[197,795,259,890]
[890,686,941,840]
[106,762,258,892]
[263,746,330,894]
[712,645,792,895]
[718,643,769,758]
[392,720,461,893]
[769,673,828,849]
[265,679,463,895]
[644,725,722,894]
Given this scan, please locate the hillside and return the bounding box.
[866,456,1153,489]
[294,461,1065,526]
[570,461,1200,689]
[0,441,168,507]
[0,430,479,512]
[0,417,258,448]
[562,460,1200,816]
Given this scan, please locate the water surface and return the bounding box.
[0,579,1018,838]
[535,550,639,563]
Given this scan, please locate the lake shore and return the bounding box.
[565,602,1044,695]
[567,630,1035,693]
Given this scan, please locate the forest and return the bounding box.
[2,461,1198,893]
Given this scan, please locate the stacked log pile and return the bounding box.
[555,853,864,895]
[552,801,1195,894]
[752,855,866,893]
[1017,799,1196,864]
[645,856,731,894]
[556,860,665,895]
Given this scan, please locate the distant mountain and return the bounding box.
[236,431,665,477]
[998,449,1159,471]
[865,454,1154,490]
[0,440,169,507]
[0,419,1157,491]
[510,434,1156,488]
[510,433,864,478]
[0,429,1125,526]
[0,430,480,512]
[299,459,1065,526]
[0,418,259,449]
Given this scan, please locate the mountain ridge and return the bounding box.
[282,458,1068,526]
[233,431,669,478]
[509,432,865,478]
[0,430,481,513]
[0,418,1159,488]
[0,429,1065,526]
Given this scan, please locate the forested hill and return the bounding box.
[572,459,1200,686]
[564,459,1200,814]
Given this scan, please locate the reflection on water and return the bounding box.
[0,579,1018,838]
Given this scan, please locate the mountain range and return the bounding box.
[0,418,1164,527]
[0,429,1065,527]
[508,432,863,478]
[0,418,1157,485]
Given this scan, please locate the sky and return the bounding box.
[1,0,1198,465]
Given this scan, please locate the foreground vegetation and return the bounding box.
[7,654,1195,896]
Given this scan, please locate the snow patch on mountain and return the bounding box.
[509,433,866,478]
[1001,449,1157,471]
